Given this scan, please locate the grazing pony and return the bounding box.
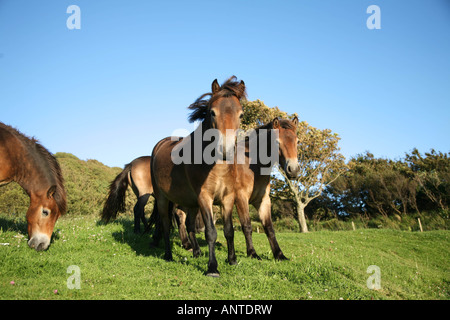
[0,122,66,251]
[150,76,246,276]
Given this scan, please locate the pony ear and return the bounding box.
[239,80,245,92]
[292,116,299,127]
[273,117,280,129]
[235,80,246,99]
[211,79,220,94]
[47,185,57,199]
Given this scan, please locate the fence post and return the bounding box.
[417,218,423,232]
[351,221,356,231]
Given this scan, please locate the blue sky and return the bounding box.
[1,0,449,168]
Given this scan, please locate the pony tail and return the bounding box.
[101,163,132,223]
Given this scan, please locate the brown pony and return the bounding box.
[232,117,299,261]
[151,76,246,277]
[0,122,67,251]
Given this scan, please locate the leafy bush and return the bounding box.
[0,183,28,216]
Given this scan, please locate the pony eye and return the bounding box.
[239,113,244,119]
[211,110,216,117]
[42,209,50,217]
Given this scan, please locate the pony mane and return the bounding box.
[188,76,247,123]
[257,118,297,131]
[0,122,67,215]
[34,143,67,215]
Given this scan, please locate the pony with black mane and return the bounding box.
[0,122,67,251]
[150,76,246,276]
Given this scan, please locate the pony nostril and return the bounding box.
[286,163,299,178]
[28,234,50,251]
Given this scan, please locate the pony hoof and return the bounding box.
[248,251,261,260]
[164,254,173,261]
[252,254,262,260]
[277,253,289,261]
[228,259,237,265]
[193,250,202,258]
[206,272,220,278]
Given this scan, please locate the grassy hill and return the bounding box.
[0,213,448,300]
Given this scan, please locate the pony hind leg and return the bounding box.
[256,195,288,261]
[174,207,192,250]
[186,208,201,257]
[133,194,150,234]
[236,195,261,260]
[155,196,173,261]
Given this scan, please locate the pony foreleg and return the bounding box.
[198,195,219,277]
[222,195,237,265]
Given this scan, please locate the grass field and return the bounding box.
[0,214,448,300]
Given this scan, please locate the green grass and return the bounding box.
[0,214,449,300]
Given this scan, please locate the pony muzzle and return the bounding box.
[219,130,237,161]
[284,159,300,179]
[28,232,51,251]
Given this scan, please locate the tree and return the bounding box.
[240,99,289,131]
[347,154,418,217]
[405,149,449,213]
[272,122,347,232]
[324,151,449,220]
